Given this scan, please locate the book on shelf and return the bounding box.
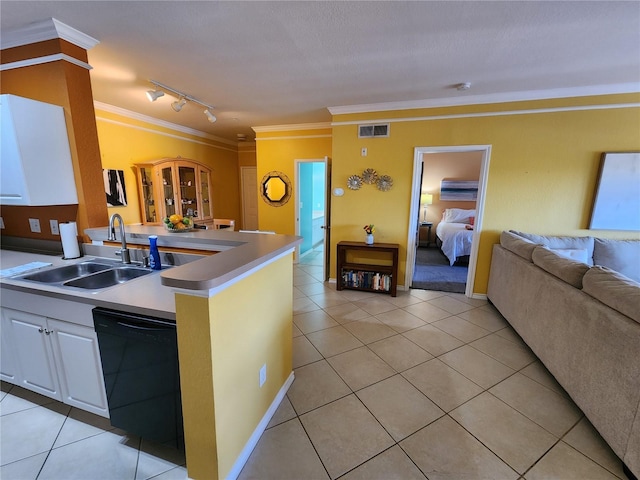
[341,269,391,292]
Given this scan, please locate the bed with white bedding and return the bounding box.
[435,208,475,266]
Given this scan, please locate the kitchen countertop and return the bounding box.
[1,228,301,320]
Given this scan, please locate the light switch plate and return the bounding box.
[0,217,4,229]
[29,218,41,233]
[50,219,60,235]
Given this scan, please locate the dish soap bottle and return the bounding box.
[149,235,161,270]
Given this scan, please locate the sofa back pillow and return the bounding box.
[582,266,640,324]
[500,231,538,262]
[511,231,594,266]
[593,238,640,283]
[532,246,590,288]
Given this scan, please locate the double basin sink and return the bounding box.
[16,258,158,291]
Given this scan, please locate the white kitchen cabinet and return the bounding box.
[0,310,21,383]
[0,94,78,206]
[0,307,109,417]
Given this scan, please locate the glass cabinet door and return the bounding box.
[178,166,198,218]
[139,166,157,223]
[161,166,177,217]
[200,169,211,219]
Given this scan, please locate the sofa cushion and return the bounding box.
[500,231,539,261]
[582,265,640,324]
[593,238,640,283]
[552,248,590,264]
[511,231,594,265]
[532,246,590,288]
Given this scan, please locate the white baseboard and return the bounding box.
[225,371,295,480]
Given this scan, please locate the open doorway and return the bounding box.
[406,146,491,297]
[295,158,330,280]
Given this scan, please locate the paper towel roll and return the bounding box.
[60,222,81,259]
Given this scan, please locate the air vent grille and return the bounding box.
[358,124,389,138]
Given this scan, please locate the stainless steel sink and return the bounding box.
[63,266,152,289]
[20,261,115,283]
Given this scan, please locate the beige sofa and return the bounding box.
[487,231,640,478]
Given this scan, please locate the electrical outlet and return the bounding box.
[361,147,368,157]
[259,364,267,387]
[0,217,4,229]
[49,219,60,235]
[29,218,41,233]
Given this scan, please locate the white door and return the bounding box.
[241,166,259,230]
[49,318,109,417]
[7,308,62,400]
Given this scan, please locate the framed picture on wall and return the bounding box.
[103,169,128,207]
[589,152,640,231]
[440,180,478,201]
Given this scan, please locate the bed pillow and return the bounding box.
[593,238,640,283]
[443,208,475,224]
[511,231,594,266]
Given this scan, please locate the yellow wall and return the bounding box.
[95,108,242,226]
[175,253,294,480]
[255,128,332,235]
[331,93,640,294]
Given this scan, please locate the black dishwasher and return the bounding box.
[93,307,184,450]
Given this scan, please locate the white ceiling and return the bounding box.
[2,1,639,144]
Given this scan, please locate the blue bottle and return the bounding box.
[149,235,161,270]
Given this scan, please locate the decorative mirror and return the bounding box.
[261,171,292,206]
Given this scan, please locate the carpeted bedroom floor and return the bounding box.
[412,247,468,293]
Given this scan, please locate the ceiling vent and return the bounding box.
[358,124,389,138]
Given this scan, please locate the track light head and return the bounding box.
[171,97,187,112]
[204,108,216,123]
[146,89,164,102]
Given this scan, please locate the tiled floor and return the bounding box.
[0,248,629,480]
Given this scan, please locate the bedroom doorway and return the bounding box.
[405,146,491,297]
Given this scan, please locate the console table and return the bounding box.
[336,241,399,297]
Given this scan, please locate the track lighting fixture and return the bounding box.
[146,79,216,123]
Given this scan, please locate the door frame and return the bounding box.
[405,145,492,297]
[294,157,330,280]
[240,166,258,230]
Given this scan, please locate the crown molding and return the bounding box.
[328,83,640,116]
[252,122,331,133]
[1,17,99,50]
[94,101,238,147]
[0,53,92,71]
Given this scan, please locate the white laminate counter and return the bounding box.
[1,228,302,320]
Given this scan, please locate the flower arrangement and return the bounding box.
[363,224,375,234]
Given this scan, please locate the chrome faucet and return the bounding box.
[108,213,131,264]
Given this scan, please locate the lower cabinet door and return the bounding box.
[6,309,62,400]
[0,309,21,383]
[48,319,109,418]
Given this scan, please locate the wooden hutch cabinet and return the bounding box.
[135,158,213,227]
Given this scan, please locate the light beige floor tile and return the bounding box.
[403,302,452,323]
[446,293,488,307]
[526,441,619,480]
[520,361,569,398]
[337,289,378,302]
[293,296,321,314]
[409,289,448,301]
[401,416,518,480]
[450,392,557,474]
[0,451,48,480]
[293,286,308,299]
[402,358,483,412]
[136,439,186,480]
[368,334,433,372]
[287,360,351,414]
[292,322,303,337]
[300,394,394,479]
[324,302,370,324]
[308,291,351,308]
[238,418,329,480]
[294,309,339,334]
[354,297,398,315]
[306,325,363,358]
[430,315,491,343]
[494,325,525,344]
[0,402,69,466]
[267,396,297,429]
[427,295,476,314]
[471,333,536,370]
[440,345,515,389]
[489,373,582,437]
[53,407,116,449]
[343,317,397,344]
[0,386,58,416]
[149,465,189,480]
[38,430,140,480]
[327,347,396,391]
[402,324,464,356]
[356,375,443,441]
[296,282,331,296]
[293,271,318,286]
[387,291,424,307]
[563,417,626,478]
[340,445,427,480]
[293,335,323,368]
[457,305,508,331]
[375,309,426,333]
